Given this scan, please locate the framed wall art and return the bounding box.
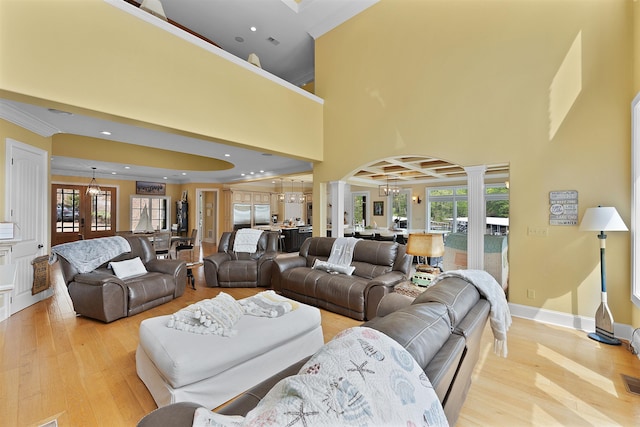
[136,181,166,196]
[373,201,384,216]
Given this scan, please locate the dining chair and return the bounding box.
[153,231,172,259]
[173,228,198,262]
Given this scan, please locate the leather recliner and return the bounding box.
[56,235,187,323]
[203,230,279,287]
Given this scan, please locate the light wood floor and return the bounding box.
[1,245,638,426]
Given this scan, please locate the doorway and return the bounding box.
[51,184,117,245]
[197,189,219,244]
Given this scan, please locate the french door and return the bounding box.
[51,184,117,245]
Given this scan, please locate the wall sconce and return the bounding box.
[412,195,422,204]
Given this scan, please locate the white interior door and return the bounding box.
[5,138,50,314]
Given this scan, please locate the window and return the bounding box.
[131,196,170,231]
[427,184,509,234]
[351,192,369,227]
[390,190,410,230]
[55,187,80,233]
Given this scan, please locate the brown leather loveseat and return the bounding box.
[271,236,412,320]
[55,235,187,323]
[203,230,279,288]
[137,275,494,427]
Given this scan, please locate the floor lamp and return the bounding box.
[579,206,628,345]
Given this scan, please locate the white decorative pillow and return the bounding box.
[312,259,355,276]
[109,257,147,279]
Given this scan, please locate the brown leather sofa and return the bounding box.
[203,230,279,287]
[56,235,187,323]
[137,276,491,427]
[271,236,412,320]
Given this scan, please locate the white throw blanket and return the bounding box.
[192,326,448,427]
[432,269,512,357]
[327,236,359,266]
[167,291,298,335]
[49,236,131,274]
[238,290,298,318]
[233,228,263,253]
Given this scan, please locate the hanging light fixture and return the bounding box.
[288,180,297,203]
[298,181,306,204]
[277,178,286,202]
[379,176,400,197]
[86,167,101,196]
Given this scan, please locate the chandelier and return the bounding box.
[379,176,400,197]
[86,167,101,196]
[277,178,286,202]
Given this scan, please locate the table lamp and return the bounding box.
[406,233,445,273]
[579,206,628,345]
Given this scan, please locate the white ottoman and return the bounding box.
[136,296,323,409]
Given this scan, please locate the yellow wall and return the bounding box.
[632,0,640,327]
[316,0,635,324]
[0,0,323,162]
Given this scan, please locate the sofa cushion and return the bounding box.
[127,272,175,309]
[279,267,324,297]
[314,273,368,312]
[351,240,398,279]
[364,302,451,369]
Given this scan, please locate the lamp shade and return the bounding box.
[406,233,445,257]
[579,207,628,232]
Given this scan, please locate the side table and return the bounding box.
[394,281,429,299]
[185,261,202,290]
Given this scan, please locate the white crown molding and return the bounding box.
[509,302,634,342]
[0,100,61,137]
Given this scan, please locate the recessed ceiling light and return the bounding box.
[250,171,255,175]
[241,173,246,177]
[181,172,187,176]
[225,154,230,157]
[163,176,168,180]
[100,131,111,136]
[124,166,131,169]
[250,26,257,32]
[111,172,117,175]
[259,170,264,173]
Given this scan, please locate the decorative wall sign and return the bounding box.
[136,181,166,195]
[549,190,578,225]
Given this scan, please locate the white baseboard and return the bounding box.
[508,303,635,342]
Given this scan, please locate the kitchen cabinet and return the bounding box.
[281,226,312,252]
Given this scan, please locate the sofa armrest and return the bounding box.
[256,250,278,287]
[271,255,307,290]
[73,271,126,286]
[145,258,186,275]
[137,401,202,427]
[203,253,232,287]
[373,292,415,317]
[363,271,407,320]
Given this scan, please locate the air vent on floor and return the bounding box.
[267,36,280,46]
[622,374,640,396]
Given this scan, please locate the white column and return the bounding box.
[464,165,486,270]
[330,181,346,237]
